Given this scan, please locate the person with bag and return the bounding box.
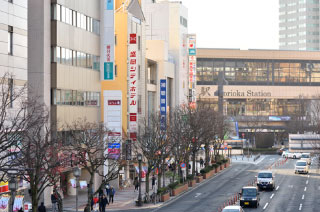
[51,192,58,212]
[133,176,139,192]
[38,202,46,212]
[101,195,109,212]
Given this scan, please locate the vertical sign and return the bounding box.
[104,92,122,141]
[128,34,138,140]
[102,0,115,80]
[188,34,197,107]
[160,79,167,131]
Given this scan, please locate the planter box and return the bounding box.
[188,179,196,187]
[215,167,219,173]
[160,193,170,202]
[225,161,230,168]
[220,164,224,170]
[203,169,215,179]
[196,176,203,183]
[172,184,188,196]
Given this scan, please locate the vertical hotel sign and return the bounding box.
[160,79,167,131]
[128,34,138,140]
[102,0,115,80]
[188,34,197,105]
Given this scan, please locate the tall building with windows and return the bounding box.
[0,0,28,108]
[29,0,102,203]
[279,0,320,50]
[143,0,188,106]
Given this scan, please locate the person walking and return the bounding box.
[51,192,58,212]
[105,183,110,196]
[200,158,204,168]
[151,175,156,189]
[38,202,46,212]
[134,176,139,192]
[109,186,115,203]
[101,195,109,212]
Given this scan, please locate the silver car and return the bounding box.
[222,206,245,212]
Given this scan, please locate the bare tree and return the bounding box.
[65,120,121,208]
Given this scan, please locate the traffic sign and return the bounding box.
[180,163,186,168]
[224,147,228,150]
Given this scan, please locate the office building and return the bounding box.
[279,0,320,50]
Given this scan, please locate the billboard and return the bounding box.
[160,79,167,131]
[128,34,138,140]
[102,0,115,80]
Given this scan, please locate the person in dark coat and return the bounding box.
[200,158,204,168]
[152,175,156,189]
[134,177,139,192]
[109,186,115,203]
[18,208,24,212]
[105,183,110,196]
[51,192,58,212]
[38,202,46,212]
[101,195,109,212]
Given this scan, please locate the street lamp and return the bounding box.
[73,167,81,212]
[8,177,17,212]
[137,154,143,206]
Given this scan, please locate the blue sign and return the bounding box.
[189,48,196,55]
[104,62,114,80]
[224,147,228,150]
[108,143,120,149]
[107,0,114,10]
[180,163,186,168]
[160,79,167,131]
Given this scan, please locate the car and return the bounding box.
[239,186,260,208]
[287,152,302,159]
[282,150,289,158]
[256,170,275,190]
[301,153,311,165]
[277,147,288,155]
[222,206,245,212]
[295,160,309,174]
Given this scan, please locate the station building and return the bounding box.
[196,49,320,147]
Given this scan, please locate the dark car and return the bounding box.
[240,186,260,208]
[277,147,288,155]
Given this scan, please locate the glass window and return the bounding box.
[65,8,70,24]
[72,11,77,26]
[77,51,81,66]
[77,12,81,28]
[55,89,61,105]
[81,14,86,29]
[93,19,100,35]
[93,56,100,71]
[72,50,76,66]
[56,46,61,63]
[61,6,66,23]
[56,4,61,21]
[61,47,66,64]
[81,52,86,67]
[87,54,92,69]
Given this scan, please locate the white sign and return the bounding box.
[104,90,122,141]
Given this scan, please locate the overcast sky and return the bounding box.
[180,0,279,50]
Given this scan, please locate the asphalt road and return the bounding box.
[109,155,320,212]
[148,155,279,212]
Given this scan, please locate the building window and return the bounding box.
[8,26,13,55]
[138,36,141,50]
[115,35,117,45]
[53,89,100,106]
[115,65,117,77]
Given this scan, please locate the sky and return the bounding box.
[180,0,279,50]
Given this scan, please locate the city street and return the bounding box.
[107,155,320,212]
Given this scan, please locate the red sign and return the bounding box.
[130,132,137,141]
[130,34,137,44]
[108,100,121,105]
[130,113,137,121]
[242,133,245,138]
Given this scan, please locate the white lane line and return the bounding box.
[308,175,310,178]
[304,187,307,191]
[302,194,305,200]
[299,204,303,210]
[263,202,269,210]
[276,186,279,191]
[270,193,274,199]
[195,193,202,198]
[306,180,309,185]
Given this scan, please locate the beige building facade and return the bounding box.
[196,48,320,147]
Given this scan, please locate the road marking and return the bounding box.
[306,180,309,185]
[276,186,279,191]
[288,185,293,188]
[195,193,202,198]
[270,193,274,199]
[304,187,307,191]
[302,194,305,200]
[308,175,310,178]
[263,202,269,210]
[299,204,302,210]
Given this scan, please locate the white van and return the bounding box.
[295,160,309,174]
[301,153,311,165]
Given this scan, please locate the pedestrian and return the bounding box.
[99,195,103,212]
[99,188,104,197]
[200,158,204,168]
[134,176,139,192]
[152,175,156,189]
[105,183,110,196]
[84,204,90,212]
[109,186,115,203]
[38,202,46,212]
[18,208,23,212]
[101,194,109,212]
[51,191,58,212]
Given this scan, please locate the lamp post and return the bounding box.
[137,154,143,206]
[8,176,17,212]
[73,167,81,212]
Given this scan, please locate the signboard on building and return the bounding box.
[160,79,167,131]
[108,143,121,159]
[104,91,122,141]
[102,0,115,80]
[188,34,197,105]
[128,34,138,140]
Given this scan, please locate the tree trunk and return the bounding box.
[87,178,94,211]
[205,143,210,168]
[157,169,161,190]
[31,186,38,212]
[145,171,150,194]
[192,152,196,176]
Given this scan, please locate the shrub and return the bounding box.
[157,187,169,195]
[186,174,194,180]
[168,181,179,190]
[200,167,211,174]
[216,161,222,165]
[222,159,228,163]
[210,163,219,169]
